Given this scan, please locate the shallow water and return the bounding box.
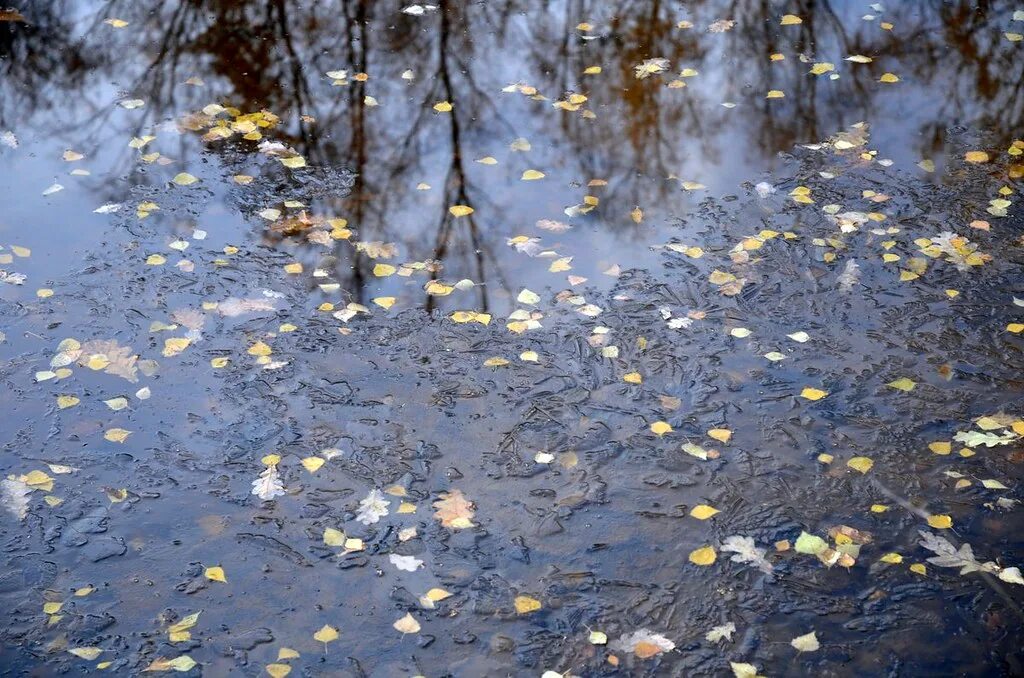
[1,1,1023,676]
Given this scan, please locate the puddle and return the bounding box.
[1,2,1023,676]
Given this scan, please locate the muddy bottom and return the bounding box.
[1,2,1024,677]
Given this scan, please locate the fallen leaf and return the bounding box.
[433,489,475,529]
[313,624,339,644]
[203,565,226,582]
[514,595,542,614]
[790,631,820,652]
[689,545,717,565]
[393,613,421,634]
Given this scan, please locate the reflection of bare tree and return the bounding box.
[2,0,1022,299]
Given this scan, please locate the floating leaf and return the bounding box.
[648,420,674,437]
[706,622,736,643]
[847,456,874,474]
[356,489,390,524]
[790,631,820,652]
[251,465,285,501]
[68,647,103,660]
[389,553,423,572]
[690,505,719,520]
[393,613,421,634]
[204,566,226,582]
[313,624,339,644]
[794,531,828,555]
[514,595,542,614]
[433,489,474,529]
[887,377,916,392]
[689,545,717,565]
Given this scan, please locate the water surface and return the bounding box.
[1,2,1023,676]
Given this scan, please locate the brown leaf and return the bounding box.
[79,339,139,382]
[433,489,475,529]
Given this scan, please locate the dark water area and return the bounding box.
[1,1,1024,676]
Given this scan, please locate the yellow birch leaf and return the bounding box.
[433,101,452,112]
[425,588,451,603]
[104,428,131,443]
[57,395,80,409]
[172,173,198,186]
[248,341,272,357]
[323,527,346,546]
[301,457,325,473]
[162,337,190,357]
[847,456,874,473]
[927,514,953,529]
[887,377,916,392]
[266,664,291,678]
[280,155,306,169]
[780,14,802,25]
[68,647,103,660]
[521,169,545,181]
[690,505,720,520]
[313,625,339,644]
[393,613,421,634]
[449,205,474,217]
[707,428,732,443]
[689,546,717,565]
[204,566,226,582]
[623,372,642,384]
[650,421,673,436]
[800,387,828,401]
[514,595,542,614]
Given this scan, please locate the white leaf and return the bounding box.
[1,478,31,520]
[356,489,390,525]
[705,622,736,643]
[918,531,998,575]
[42,183,64,196]
[998,567,1023,585]
[790,630,820,652]
[251,465,285,500]
[389,553,423,572]
[93,203,123,214]
[954,430,1017,448]
[721,535,773,573]
[0,130,17,149]
[393,612,421,633]
[609,629,675,656]
[0,271,26,285]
